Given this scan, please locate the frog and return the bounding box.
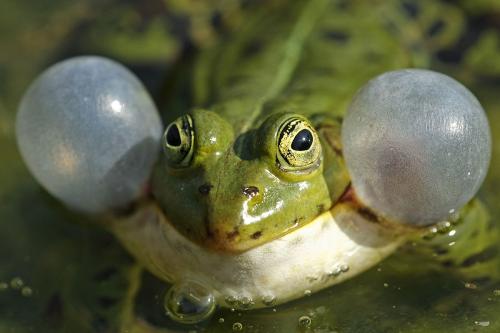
[10,0,500,330]
[104,0,495,311]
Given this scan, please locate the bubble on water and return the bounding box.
[298,315,312,328]
[493,290,500,296]
[225,295,238,307]
[262,294,276,306]
[328,263,349,277]
[163,280,216,324]
[383,283,389,288]
[218,317,225,323]
[239,296,254,309]
[339,264,349,273]
[10,277,24,289]
[304,289,312,296]
[0,282,8,291]
[232,322,243,331]
[21,286,33,297]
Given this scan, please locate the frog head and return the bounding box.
[152,109,349,252]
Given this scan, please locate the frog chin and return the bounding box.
[110,202,406,309]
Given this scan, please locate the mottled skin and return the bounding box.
[152,0,411,252]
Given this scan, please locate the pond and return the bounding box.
[1,0,500,332]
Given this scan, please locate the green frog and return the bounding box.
[8,0,500,331]
[105,0,496,312]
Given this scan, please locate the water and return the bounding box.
[1,0,500,332]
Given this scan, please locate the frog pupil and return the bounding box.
[166,125,181,147]
[291,129,313,151]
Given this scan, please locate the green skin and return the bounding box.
[152,0,411,252]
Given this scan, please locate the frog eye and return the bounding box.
[342,69,491,226]
[277,118,321,171]
[163,115,194,167]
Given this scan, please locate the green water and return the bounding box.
[1,1,500,332]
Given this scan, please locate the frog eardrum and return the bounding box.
[342,69,491,226]
[16,56,163,213]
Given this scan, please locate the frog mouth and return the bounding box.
[111,201,405,309]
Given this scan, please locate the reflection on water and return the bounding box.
[1,0,500,332]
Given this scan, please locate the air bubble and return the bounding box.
[262,294,276,306]
[232,322,243,331]
[163,280,216,324]
[298,315,312,328]
[21,287,33,297]
[10,277,24,289]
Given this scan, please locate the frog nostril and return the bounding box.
[242,186,259,198]
[198,183,213,195]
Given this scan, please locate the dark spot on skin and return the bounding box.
[211,11,223,31]
[242,186,259,198]
[243,40,264,57]
[401,1,419,18]
[226,229,240,241]
[336,0,349,10]
[323,30,350,43]
[427,20,445,37]
[251,231,263,239]
[433,246,449,256]
[198,183,213,195]
[441,260,454,267]
[357,207,380,224]
[461,246,499,268]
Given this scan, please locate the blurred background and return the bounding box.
[1,0,500,332]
